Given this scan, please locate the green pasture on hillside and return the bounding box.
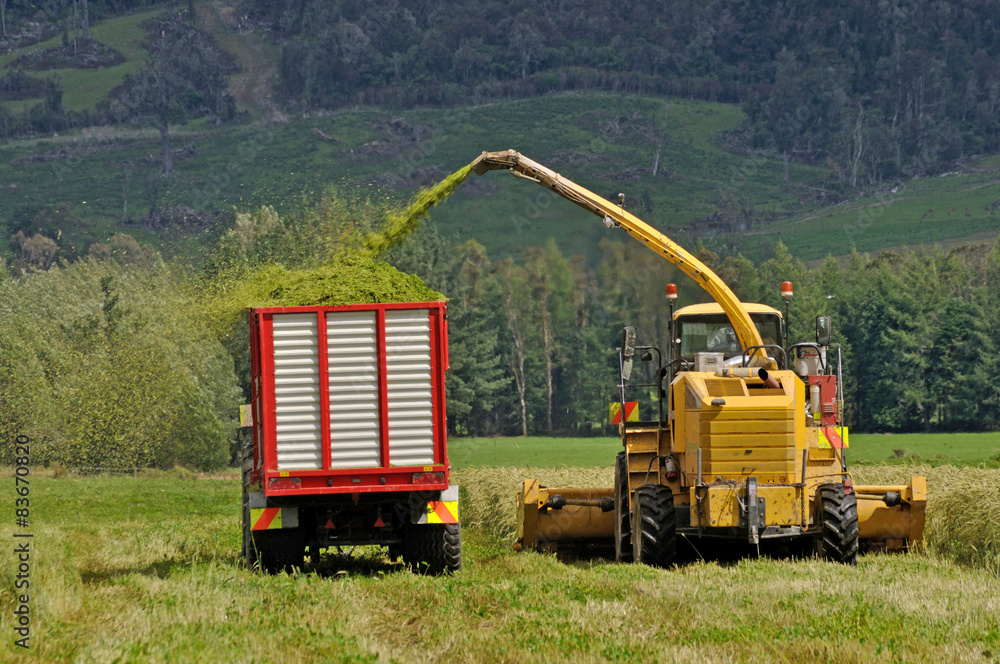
[0,9,158,112]
[1,87,998,266]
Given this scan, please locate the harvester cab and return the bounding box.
[469,149,927,566]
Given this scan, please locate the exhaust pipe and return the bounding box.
[716,366,781,389]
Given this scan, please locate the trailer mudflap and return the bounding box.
[410,485,460,525]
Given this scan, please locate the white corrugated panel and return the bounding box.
[327,311,381,468]
[385,309,435,466]
[272,313,322,470]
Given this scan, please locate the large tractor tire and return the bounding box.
[632,484,677,568]
[403,523,462,575]
[614,452,633,563]
[816,484,860,564]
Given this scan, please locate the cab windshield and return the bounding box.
[676,314,782,360]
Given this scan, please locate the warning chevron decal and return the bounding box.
[251,507,282,530]
[818,426,849,449]
[609,401,639,425]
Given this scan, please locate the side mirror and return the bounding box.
[621,327,637,380]
[816,316,832,346]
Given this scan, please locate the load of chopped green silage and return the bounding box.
[253,257,443,306]
[215,256,438,312]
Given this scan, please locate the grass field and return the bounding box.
[0,9,158,113]
[0,469,997,663]
[449,432,1000,469]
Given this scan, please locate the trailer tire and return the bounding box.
[632,484,677,568]
[241,441,257,569]
[403,523,462,575]
[242,488,257,569]
[816,484,860,565]
[614,452,633,563]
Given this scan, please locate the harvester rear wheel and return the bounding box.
[632,484,677,568]
[614,452,633,563]
[403,523,462,575]
[816,484,860,564]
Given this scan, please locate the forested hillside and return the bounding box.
[247,0,1000,183]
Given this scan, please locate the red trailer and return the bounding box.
[241,302,461,573]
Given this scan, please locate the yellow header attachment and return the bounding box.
[470,149,765,353]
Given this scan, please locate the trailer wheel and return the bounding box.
[816,484,860,565]
[632,484,677,568]
[403,523,462,575]
[614,452,633,563]
[242,488,257,569]
[240,442,257,569]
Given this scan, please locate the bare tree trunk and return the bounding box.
[504,329,528,436]
[72,0,79,55]
[652,145,661,177]
[850,106,865,191]
[500,265,529,436]
[82,0,89,40]
[540,299,553,434]
[782,152,789,182]
[121,163,133,223]
[1,0,7,39]
[159,119,173,173]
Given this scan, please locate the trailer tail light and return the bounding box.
[268,477,302,490]
[412,472,446,485]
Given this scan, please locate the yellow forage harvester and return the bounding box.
[470,149,926,566]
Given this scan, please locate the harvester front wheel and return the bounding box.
[403,523,462,575]
[632,484,677,568]
[816,484,860,564]
[614,452,633,563]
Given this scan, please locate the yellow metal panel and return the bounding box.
[625,429,659,453]
[760,486,803,525]
[808,447,836,461]
[690,485,804,528]
[704,420,795,434]
[675,302,781,318]
[702,448,795,462]
[704,379,748,397]
[699,433,795,447]
[704,461,794,475]
[699,408,794,421]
